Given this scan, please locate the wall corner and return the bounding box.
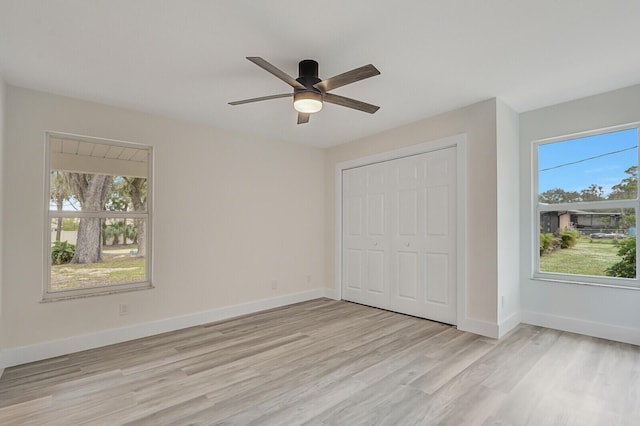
[0,74,6,371]
[496,99,521,327]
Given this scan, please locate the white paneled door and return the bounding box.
[342,147,457,324]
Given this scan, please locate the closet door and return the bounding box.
[389,147,457,324]
[342,162,391,308]
[341,147,457,324]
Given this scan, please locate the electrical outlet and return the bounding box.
[306,275,311,284]
[271,280,278,290]
[119,303,129,316]
[501,296,505,308]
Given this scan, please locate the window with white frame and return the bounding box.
[535,125,639,287]
[45,132,153,300]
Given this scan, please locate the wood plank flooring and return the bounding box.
[0,299,638,425]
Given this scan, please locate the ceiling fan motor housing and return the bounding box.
[294,60,323,113]
[296,59,322,91]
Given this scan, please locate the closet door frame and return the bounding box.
[335,134,468,326]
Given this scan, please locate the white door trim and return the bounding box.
[335,133,468,326]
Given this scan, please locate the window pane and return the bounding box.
[538,128,638,204]
[539,209,636,278]
[49,173,148,213]
[50,217,147,292]
[106,176,148,213]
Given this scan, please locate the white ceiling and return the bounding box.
[1,1,640,148]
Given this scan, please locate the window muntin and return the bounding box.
[45,133,152,300]
[535,126,639,287]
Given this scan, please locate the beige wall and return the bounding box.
[3,86,325,348]
[325,99,499,324]
[0,74,5,366]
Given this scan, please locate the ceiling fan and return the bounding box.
[229,57,381,124]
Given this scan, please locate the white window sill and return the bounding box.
[41,282,154,303]
[532,274,640,291]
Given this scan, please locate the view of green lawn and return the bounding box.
[51,235,624,290]
[51,247,145,291]
[540,236,620,276]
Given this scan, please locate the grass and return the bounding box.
[540,237,620,276]
[51,247,145,291]
[51,237,623,290]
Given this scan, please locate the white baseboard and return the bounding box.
[457,317,499,339]
[1,289,328,369]
[324,287,339,300]
[522,310,640,346]
[498,311,522,339]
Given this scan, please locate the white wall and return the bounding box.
[0,74,6,371]
[326,99,502,336]
[520,84,640,345]
[496,99,521,336]
[2,86,326,356]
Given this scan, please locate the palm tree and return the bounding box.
[107,220,125,245]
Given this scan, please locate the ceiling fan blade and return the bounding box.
[297,112,310,124]
[314,64,380,92]
[324,93,380,114]
[228,93,292,105]
[246,57,305,90]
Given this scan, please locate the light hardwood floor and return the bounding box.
[0,299,638,425]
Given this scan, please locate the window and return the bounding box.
[45,133,153,300]
[535,125,639,287]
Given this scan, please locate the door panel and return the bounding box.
[345,249,363,290]
[425,253,449,304]
[367,250,385,294]
[426,186,448,236]
[346,197,363,236]
[398,190,418,236]
[367,193,385,236]
[342,168,366,302]
[419,147,457,323]
[397,251,418,299]
[342,164,390,308]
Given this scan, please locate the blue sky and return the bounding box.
[538,128,638,196]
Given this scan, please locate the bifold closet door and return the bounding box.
[388,148,457,324]
[342,147,457,324]
[342,161,391,308]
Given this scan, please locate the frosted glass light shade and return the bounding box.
[294,91,323,113]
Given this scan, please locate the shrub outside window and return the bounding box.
[45,132,153,300]
[534,125,639,288]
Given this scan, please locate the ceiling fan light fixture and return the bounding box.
[294,91,323,113]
